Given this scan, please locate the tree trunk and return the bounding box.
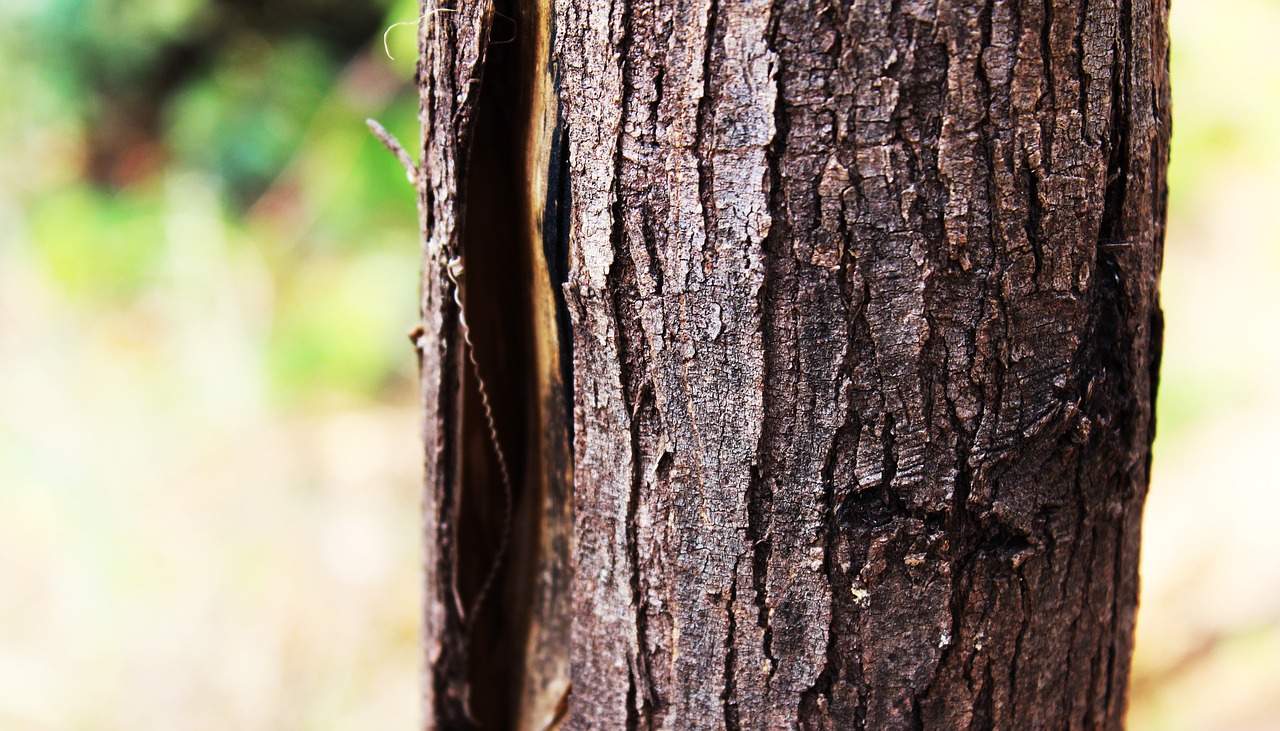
[414,0,1169,727]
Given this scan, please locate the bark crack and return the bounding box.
[723,555,743,731]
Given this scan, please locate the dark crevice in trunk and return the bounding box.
[799,410,846,724]
[626,667,640,731]
[1075,0,1090,131]
[452,0,570,726]
[1024,160,1046,284]
[967,663,996,731]
[722,555,742,731]
[454,0,534,722]
[546,123,576,447]
[1038,0,1057,163]
[750,0,789,696]
[694,0,721,260]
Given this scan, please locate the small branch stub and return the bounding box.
[365,118,418,185]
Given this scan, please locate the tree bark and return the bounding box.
[415,0,1169,727]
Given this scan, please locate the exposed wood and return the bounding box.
[513,0,575,725]
[416,0,573,727]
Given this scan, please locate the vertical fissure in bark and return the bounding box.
[969,663,996,731]
[546,124,576,446]
[624,391,647,731]
[723,554,742,731]
[607,199,646,728]
[450,0,536,721]
[626,666,640,731]
[1074,0,1090,127]
[694,0,721,250]
[1025,160,1046,283]
[746,0,789,693]
[418,0,574,725]
[1038,0,1057,151]
[745,461,775,673]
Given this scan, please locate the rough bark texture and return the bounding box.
[555,0,1168,728]
[418,0,1168,727]
[416,0,489,721]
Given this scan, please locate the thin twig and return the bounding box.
[365,118,418,185]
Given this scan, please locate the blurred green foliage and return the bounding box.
[0,0,423,408]
[0,4,427,724]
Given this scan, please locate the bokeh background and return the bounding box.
[0,0,423,728]
[0,0,1275,728]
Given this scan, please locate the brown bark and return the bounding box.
[415,0,1169,727]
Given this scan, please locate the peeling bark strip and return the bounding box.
[554,0,1168,728]
[417,0,493,722]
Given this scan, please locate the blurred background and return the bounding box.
[0,0,1275,728]
[0,0,423,728]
